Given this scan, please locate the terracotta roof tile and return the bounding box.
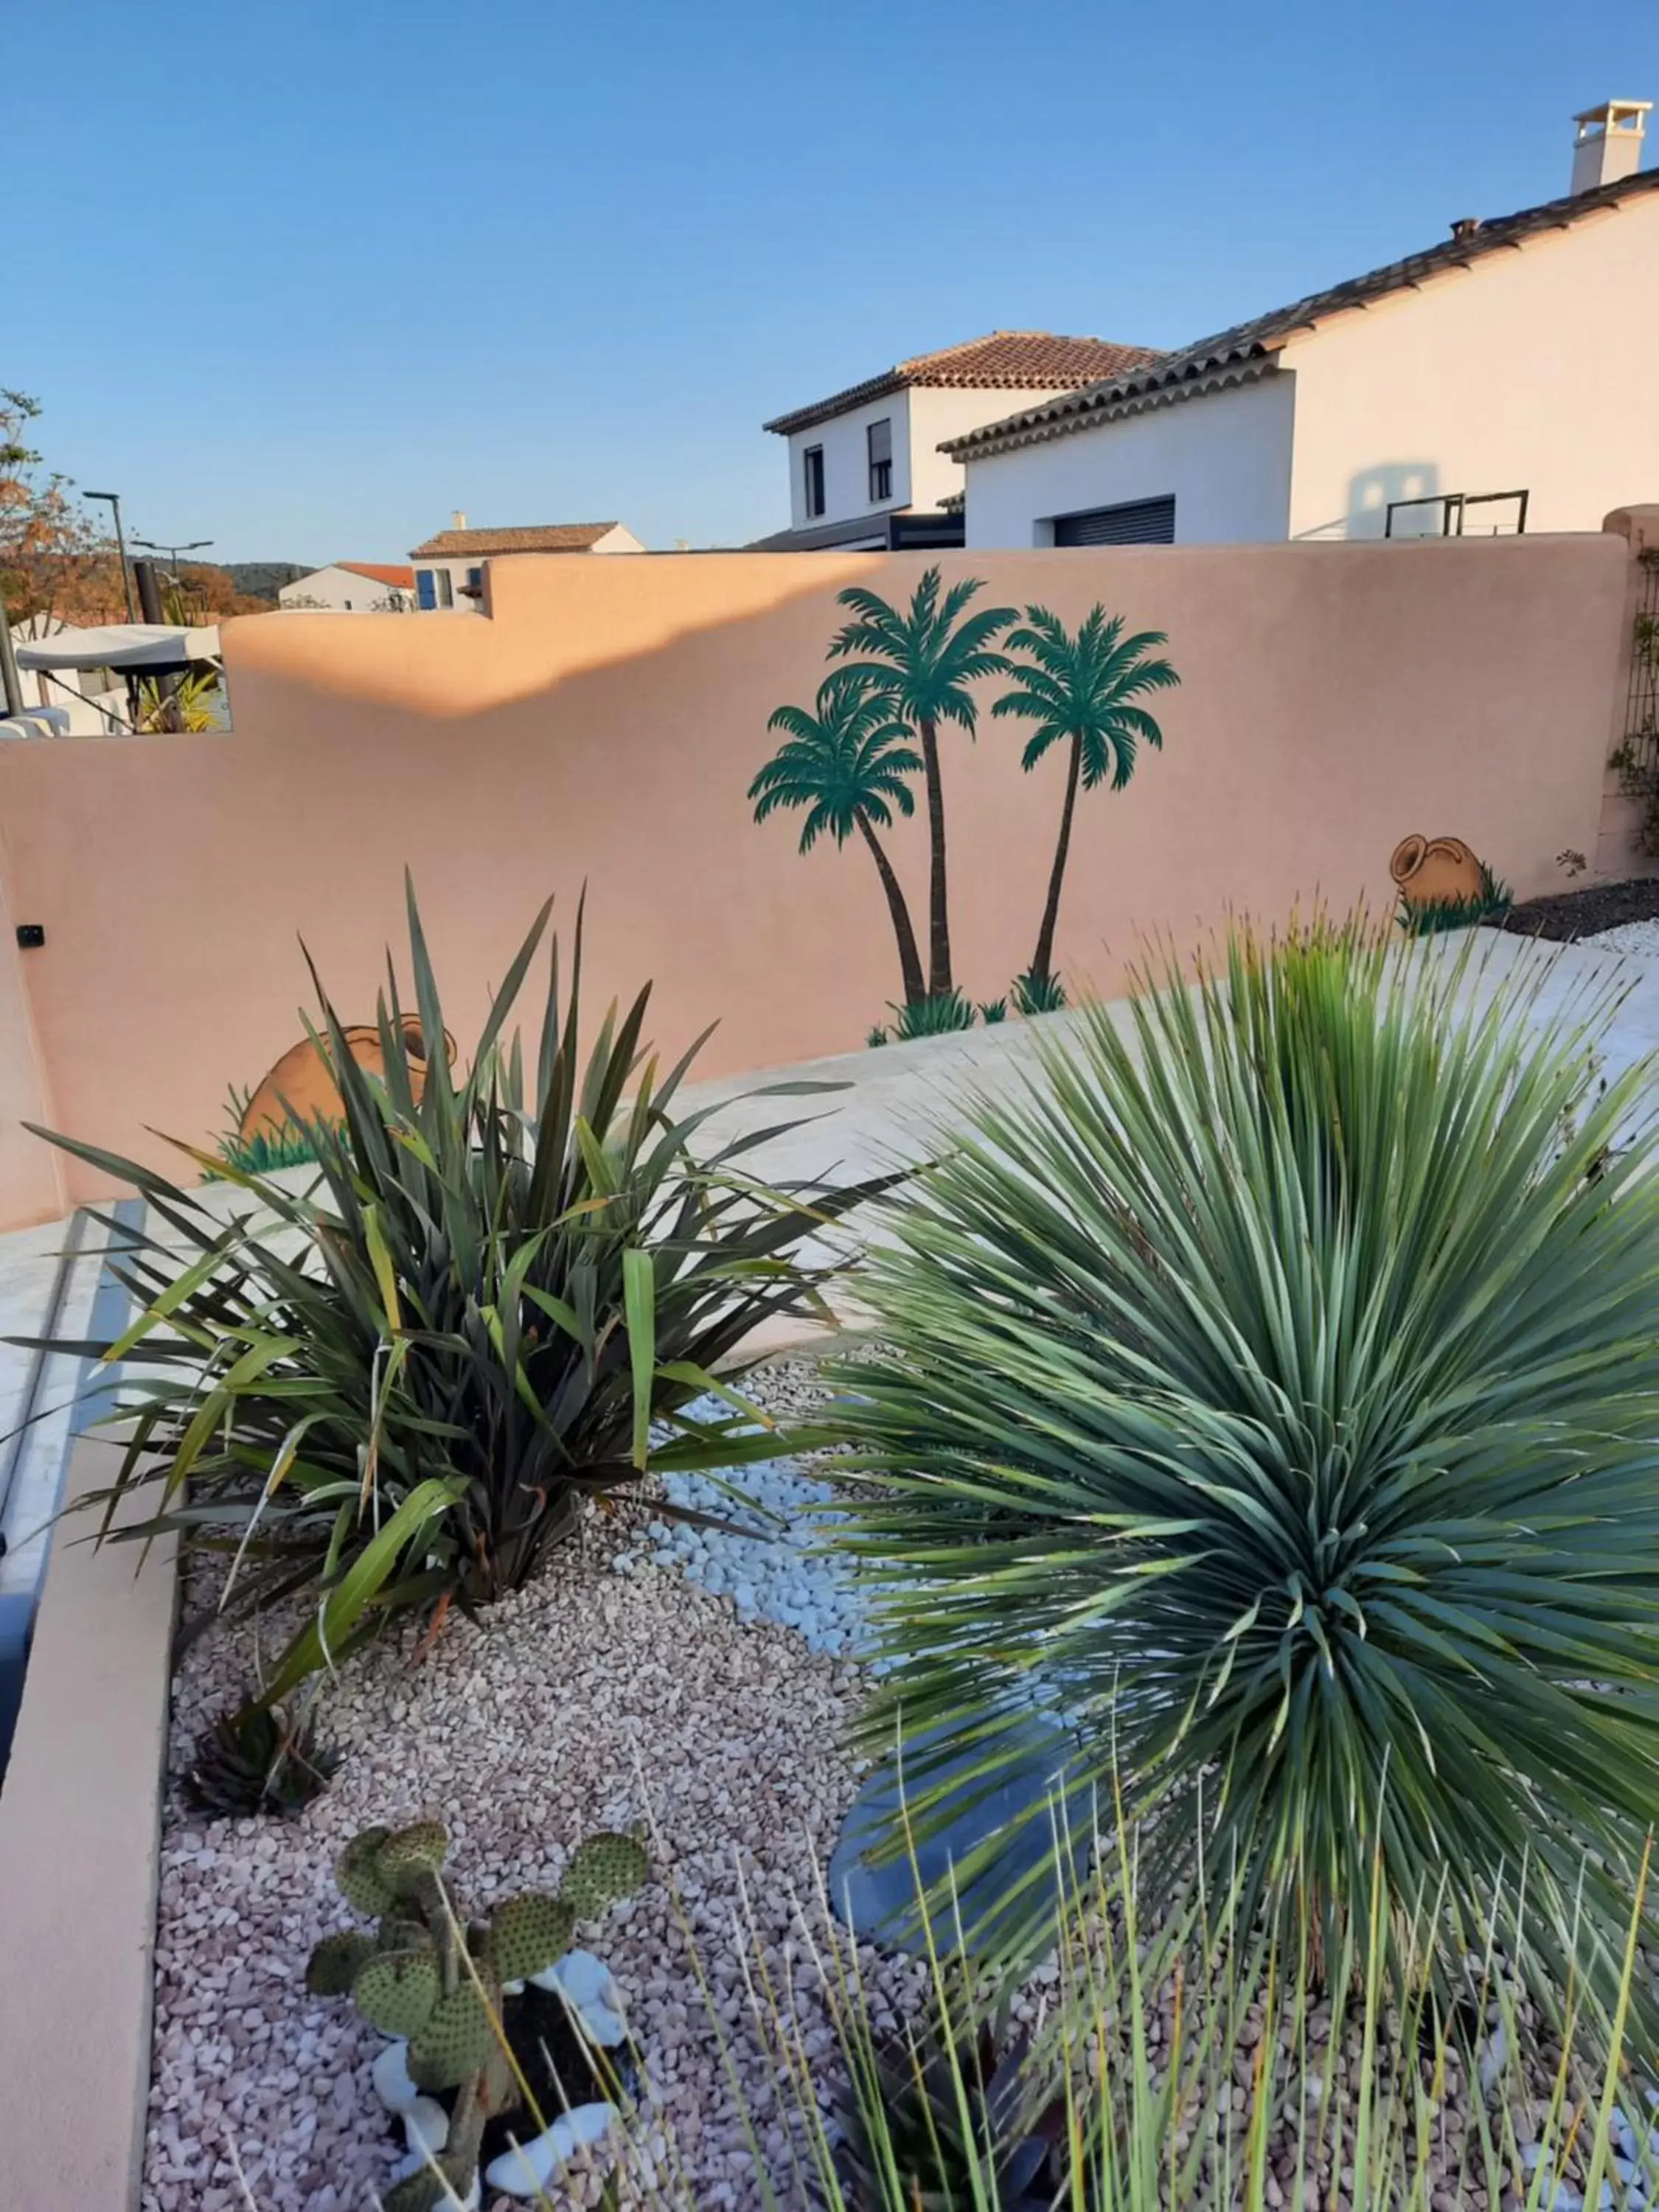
[408,523,619,558]
[942,167,1659,461]
[762,333,1164,435]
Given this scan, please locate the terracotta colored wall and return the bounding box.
[0,535,1633,1220]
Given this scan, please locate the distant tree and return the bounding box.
[992,604,1180,994]
[827,568,1015,998]
[0,389,125,630]
[749,676,927,1005]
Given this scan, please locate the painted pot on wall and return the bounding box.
[1389,834,1486,909]
[237,1018,455,1145]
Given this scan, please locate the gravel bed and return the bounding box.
[1582,918,1659,958]
[141,1357,919,2212]
[141,1352,1624,2212]
[1500,875,1659,942]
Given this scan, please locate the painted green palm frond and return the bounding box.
[1079,703,1170,790]
[828,568,1015,731]
[750,679,925,851]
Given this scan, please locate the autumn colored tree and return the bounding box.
[0,389,125,630]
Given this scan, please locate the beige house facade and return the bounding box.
[757,333,1161,552]
[952,105,1659,549]
[408,515,644,610]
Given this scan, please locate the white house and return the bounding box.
[408,514,644,611]
[757,333,1162,552]
[948,102,1659,549]
[278,562,416,613]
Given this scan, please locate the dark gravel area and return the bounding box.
[1500,874,1659,942]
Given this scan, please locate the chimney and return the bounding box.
[1571,100,1650,194]
[1449,217,1481,241]
[451,509,467,531]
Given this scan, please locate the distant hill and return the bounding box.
[220,562,312,602]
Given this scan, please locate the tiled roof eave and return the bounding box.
[946,355,1282,461]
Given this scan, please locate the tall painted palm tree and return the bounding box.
[828,567,1015,998]
[748,675,927,1005]
[992,605,1180,994]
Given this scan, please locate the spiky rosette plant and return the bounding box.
[40,876,881,1716]
[831,2007,1069,2212]
[184,1694,337,1818]
[827,916,1659,2015]
[305,1816,647,2212]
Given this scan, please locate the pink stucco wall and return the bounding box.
[0,533,1636,1221]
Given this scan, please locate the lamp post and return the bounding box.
[83,491,136,624]
[132,536,213,576]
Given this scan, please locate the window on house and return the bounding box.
[435,569,454,608]
[803,445,826,518]
[867,418,893,504]
[416,569,437,610]
[343,599,353,610]
[466,566,484,592]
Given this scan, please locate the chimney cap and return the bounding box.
[451,508,467,529]
[1573,98,1652,131]
[1449,216,1481,240]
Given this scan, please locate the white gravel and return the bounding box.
[1583,919,1659,958]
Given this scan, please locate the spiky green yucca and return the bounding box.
[42,877,874,1711]
[829,918,1659,2000]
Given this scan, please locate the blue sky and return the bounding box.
[12,0,1655,562]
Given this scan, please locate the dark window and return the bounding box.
[868,417,893,503]
[416,568,437,609]
[1051,495,1176,547]
[466,566,484,590]
[804,445,826,518]
[343,598,353,609]
[435,568,454,608]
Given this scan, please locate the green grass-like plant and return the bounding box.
[38,879,875,1708]
[211,1084,321,1177]
[889,990,978,1041]
[824,916,1659,2013]
[1396,860,1513,934]
[1011,967,1067,1014]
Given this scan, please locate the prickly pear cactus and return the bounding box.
[305,1814,646,2206]
[560,1831,648,1920]
[305,1931,375,1998]
[353,1947,441,2039]
[375,1818,450,1895]
[487,1892,574,1984]
[408,1984,494,2090]
[335,1825,397,1917]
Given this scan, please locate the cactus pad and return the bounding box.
[487,1893,574,1984]
[352,1947,441,2039]
[375,1818,451,1895]
[305,1930,376,1997]
[376,1914,431,1954]
[560,1832,648,1919]
[335,1825,397,1917]
[380,2156,476,2212]
[407,1985,495,2090]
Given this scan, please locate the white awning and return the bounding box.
[13,622,220,672]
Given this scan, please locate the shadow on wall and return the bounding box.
[1295,463,1443,543]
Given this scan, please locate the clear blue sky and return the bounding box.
[11,0,1655,563]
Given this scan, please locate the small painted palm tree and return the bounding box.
[992,604,1180,995]
[828,567,1016,998]
[749,676,927,1005]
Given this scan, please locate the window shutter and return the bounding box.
[1052,496,1176,546]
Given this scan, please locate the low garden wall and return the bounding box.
[0,522,1642,1222]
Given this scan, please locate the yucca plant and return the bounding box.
[38,880,874,1708]
[890,990,978,1041]
[824,916,1659,2016]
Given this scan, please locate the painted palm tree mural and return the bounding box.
[827,568,1016,998]
[992,605,1180,1002]
[748,677,927,1004]
[750,570,1179,1037]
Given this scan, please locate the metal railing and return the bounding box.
[1384,489,1530,538]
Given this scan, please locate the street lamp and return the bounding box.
[83,490,136,623]
[133,536,213,574]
